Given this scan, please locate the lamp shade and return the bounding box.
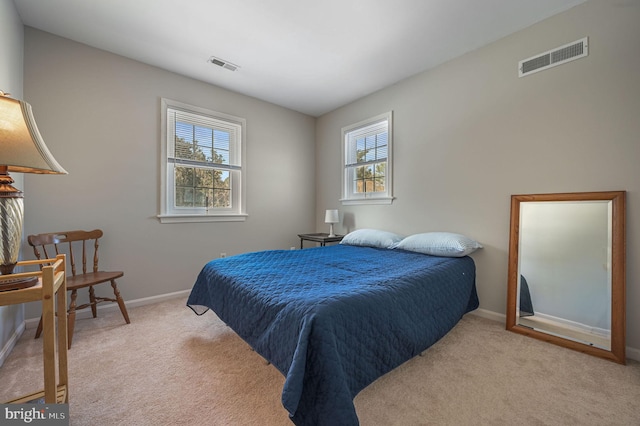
[0,95,67,174]
[325,209,339,224]
[0,92,67,289]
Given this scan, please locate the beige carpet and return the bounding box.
[1,297,638,425]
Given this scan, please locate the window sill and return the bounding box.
[340,196,394,206]
[157,214,248,224]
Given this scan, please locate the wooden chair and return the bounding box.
[28,229,130,348]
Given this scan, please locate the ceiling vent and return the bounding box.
[519,37,588,77]
[208,56,240,72]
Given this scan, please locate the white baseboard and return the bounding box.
[24,289,192,329]
[470,308,640,362]
[0,321,25,368]
[469,308,505,323]
[626,346,640,362]
[531,312,610,338]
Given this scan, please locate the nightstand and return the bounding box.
[298,233,344,249]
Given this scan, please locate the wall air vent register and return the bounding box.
[208,56,240,72]
[519,37,588,77]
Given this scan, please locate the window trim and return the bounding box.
[340,111,394,205]
[158,98,247,223]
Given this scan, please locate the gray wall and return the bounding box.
[315,0,640,350]
[22,29,316,318]
[0,0,25,364]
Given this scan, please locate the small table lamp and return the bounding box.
[324,209,339,237]
[0,91,67,291]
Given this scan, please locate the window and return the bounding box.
[341,111,393,205]
[159,98,246,223]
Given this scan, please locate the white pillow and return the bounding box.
[340,229,404,249]
[394,232,482,257]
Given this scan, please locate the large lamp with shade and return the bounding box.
[324,209,339,237]
[0,91,67,291]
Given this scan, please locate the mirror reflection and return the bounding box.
[516,200,612,350]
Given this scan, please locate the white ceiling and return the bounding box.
[14,0,587,117]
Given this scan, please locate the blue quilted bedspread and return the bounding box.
[187,244,478,425]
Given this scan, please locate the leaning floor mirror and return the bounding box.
[506,191,626,364]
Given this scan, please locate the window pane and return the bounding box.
[353,177,364,194]
[349,163,386,194]
[364,146,375,162]
[352,132,389,164]
[175,187,194,207]
[194,188,208,207]
[213,130,230,165]
[214,149,230,165]
[373,162,385,193]
[175,138,194,160]
[364,164,374,178]
[376,143,387,161]
[204,189,214,208]
[194,126,213,162]
[214,130,230,149]
[377,132,388,146]
[366,134,376,151]
[175,166,194,186]
[217,170,230,189]
[213,188,231,208]
[175,122,194,160]
[175,122,233,165]
[364,178,375,193]
[356,138,366,164]
[195,168,213,188]
[175,166,232,207]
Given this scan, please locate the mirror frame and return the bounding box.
[506,191,626,364]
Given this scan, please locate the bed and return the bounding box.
[187,242,479,425]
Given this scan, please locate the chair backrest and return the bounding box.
[28,230,104,277]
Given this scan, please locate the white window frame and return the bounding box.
[340,111,394,205]
[158,98,247,223]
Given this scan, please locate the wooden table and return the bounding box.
[297,233,344,249]
[0,255,69,404]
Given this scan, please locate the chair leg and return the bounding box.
[89,285,97,318]
[111,280,130,324]
[34,316,44,339]
[67,289,78,349]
